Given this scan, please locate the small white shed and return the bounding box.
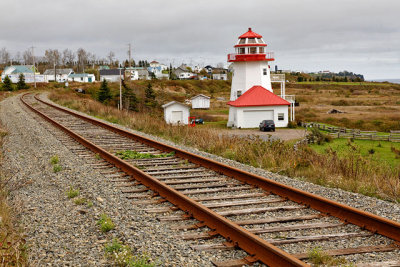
[191,94,210,109]
[162,101,190,125]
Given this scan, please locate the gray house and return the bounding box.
[44,68,74,82]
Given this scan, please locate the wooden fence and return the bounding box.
[301,122,400,142]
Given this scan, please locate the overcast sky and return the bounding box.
[1,0,399,79]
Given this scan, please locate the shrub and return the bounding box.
[307,128,332,145]
[98,80,112,103]
[1,76,13,91]
[66,187,79,198]
[50,155,59,165]
[97,213,115,233]
[53,164,62,173]
[287,121,297,129]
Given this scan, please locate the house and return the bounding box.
[174,64,194,79]
[44,68,74,82]
[147,66,169,79]
[137,68,150,80]
[212,73,228,80]
[68,73,95,83]
[162,101,190,125]
[149,61,168,71]
[191,94,210,109]
[1,65,45,83]
[227,85,290,128]
[204,65,214,73]
[100,69,123,82]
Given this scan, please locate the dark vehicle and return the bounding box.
[191,118,204,124]
[75,88,86,94]
[259,120,275,132]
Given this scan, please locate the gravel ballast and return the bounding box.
[1,93,399,266]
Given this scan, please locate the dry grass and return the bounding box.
[284,83,400,131]
[0,125,27,266]
[49,89,400,202]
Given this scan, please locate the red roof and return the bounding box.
[238,28,262,39]
[227,86,290,107]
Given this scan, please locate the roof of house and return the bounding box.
[148,66,162,72]
[238,28,263,39]
[227,86,290,107]
[43,68,74,75]
[69,73,93,78]
[162,101,189,109]
[191,94,210,100]
[150,60,159,64]
[4,65,34,75]
[99,69,123,76]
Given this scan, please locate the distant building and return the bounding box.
[68,73,95,83]
[1,65,45,83]
[44,68,74,82]
[147,66,169,79]
[100,69,123,82]
[191,94,210,109]
[174,64,194,79]
[162,101,190,125]
[204,65,214,73]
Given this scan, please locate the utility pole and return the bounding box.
[127,43,132,68]
[31,46,36,88]
[119,68,122,110]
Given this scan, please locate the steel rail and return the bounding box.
[32,94,400,244]
[22,93,307,266]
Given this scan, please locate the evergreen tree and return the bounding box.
[2,76,13,91]
[17,73,29,90]
[121,80,138,111]
[145,82,156,107]
[98,79,112,103]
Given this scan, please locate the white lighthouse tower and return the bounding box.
[227,28,290,128]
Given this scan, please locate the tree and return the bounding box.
[23,49,33,65]
[2,76,13,91]
[77,48,88,72]
[122,80,138,111]
[62,49,75,66]
[107,51,115,66]
[0,47,11,65]
[145,82,156,107]
[98,80,112,103]
[16,73,29,90]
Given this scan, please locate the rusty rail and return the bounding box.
[22,93,307,266]
[22,93,400,265]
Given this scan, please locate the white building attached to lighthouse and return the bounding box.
[227,28,292,128]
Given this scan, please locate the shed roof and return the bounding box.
[69,73,92,78]
[44,68,74,75]
[191,94,210,100]
[162,101,189,109]
[227,86,290,107]
[100,69,123,76]
[5,65,34,74]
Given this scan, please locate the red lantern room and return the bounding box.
[228,28,275,62]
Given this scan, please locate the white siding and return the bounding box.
[230,105,288,128]
[191,96,210,109]
[164,104,190,125]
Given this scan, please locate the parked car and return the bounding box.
[259,120,275,132]
[191,118,204,124]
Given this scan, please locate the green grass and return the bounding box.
[311,139,400,168]
[116,150,175,160]
[74,198,87,205]
[66,187,79,199]
[50,155,59,165]
[105,239,155,266]
[97,214,115,233]
[53,164,62,173]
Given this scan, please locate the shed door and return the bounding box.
[242,110,274,128]
[171,111,183,123]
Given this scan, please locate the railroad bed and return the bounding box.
[21,93,400,266]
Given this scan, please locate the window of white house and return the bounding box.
[278,113,284,120]
[237,90,242,97]
[263,68,268,75]
[81,77,83,81]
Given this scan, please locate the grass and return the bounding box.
[0,125,27,265]
[66,187,79,199]
[50,155,59,165]
[53,164,62,173]
[116,150,175,160]
[74,198,87,205]
[311,139,400,168]
[97,213,115,233]
[49,89,400,202]
[105,239,155,267]
[308,247,348,266]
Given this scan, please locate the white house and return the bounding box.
[100,69,123,82]
[44,68,74,82]
[174,64,194,79]
[162,101,190,125]
[212,73,228,80]
[227,85,289,128]
[68,73,95,83]
[191,94,210,109]
[1,65,46,83]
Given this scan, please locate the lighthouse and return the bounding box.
[227,28,290,128]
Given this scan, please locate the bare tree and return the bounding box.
[23,49,33,65]
[62,48,75,66]
[14,52,22,64]
[0,47,11,65]
[87,52,97,69]
[76,48,87,72]
[107,51,115,66]
[44,49,61,66]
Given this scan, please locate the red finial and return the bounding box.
[248,27,252,31]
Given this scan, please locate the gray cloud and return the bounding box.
[1,0,399,79]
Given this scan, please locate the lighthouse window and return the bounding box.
[248,38,256,44]
[249,47,257,54]
[263,68,268,75]
[239,38,246,44]
[259,47,265,53]
[237,90,242,97]
[239,48,246,54]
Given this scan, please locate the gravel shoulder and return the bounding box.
[1,93,399,266]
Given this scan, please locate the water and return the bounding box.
[369,79,400,84]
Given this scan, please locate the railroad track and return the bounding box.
[21,93,400,266]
